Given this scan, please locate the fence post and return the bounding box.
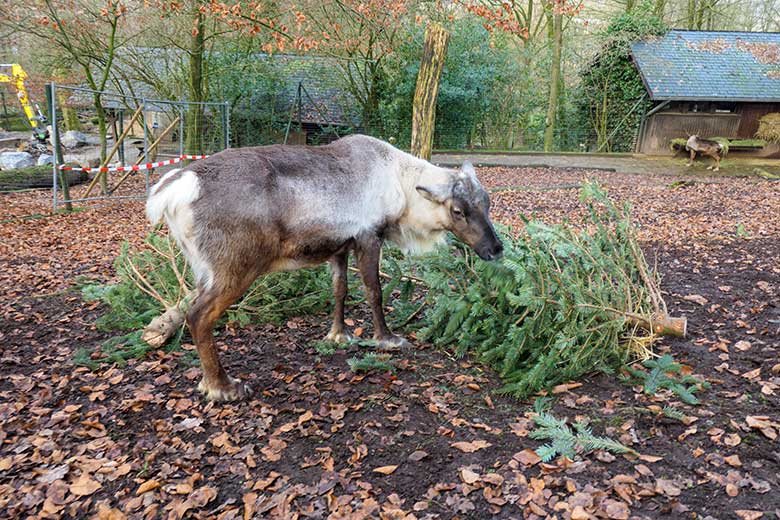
[179,105,184,157]
[117,108,125,164]
[47,83,58,212]
[223,101,230,150]
[142,99,150,195]
[47,83,70,211]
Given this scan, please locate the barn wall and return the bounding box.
[639,101,780,155]
[640,110,740,154]
[737,103,780,137]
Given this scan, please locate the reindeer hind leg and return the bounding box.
[188,273,259,402]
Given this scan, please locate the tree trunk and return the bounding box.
[57,89,80,132]
[94,92,110,195]
[411,23,450,161]
[543,12,562,152]
[186,10,206,154]
[654,0,666,17]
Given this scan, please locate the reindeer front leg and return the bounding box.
[324,251,354,344]
[355,237,410,350]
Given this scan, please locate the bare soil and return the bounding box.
[1,167,779,519]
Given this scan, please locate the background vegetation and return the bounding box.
[2,0,780,152]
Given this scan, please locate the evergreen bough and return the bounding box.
[530,400,636,462]
[622,354,709,405]
[417,182,680,399]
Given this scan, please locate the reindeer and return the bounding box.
[685,135,725,171]
[146,135,503,401]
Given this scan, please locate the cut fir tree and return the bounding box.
[417,182,686,399]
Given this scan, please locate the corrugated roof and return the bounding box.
[631,30,780,102]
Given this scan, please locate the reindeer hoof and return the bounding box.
[713,167,720,172]
[324,330,355,344]
[198,377,252,402]
[686,163,692,167]
[376,335,411,351]
[706,165,713,170]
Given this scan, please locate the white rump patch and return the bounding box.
[145,169,214,289]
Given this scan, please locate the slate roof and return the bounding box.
[631,30,780,102]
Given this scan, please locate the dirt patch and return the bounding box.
[1,167,779,518]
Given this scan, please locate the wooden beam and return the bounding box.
[109,115,180,194]
[83,105,144,198]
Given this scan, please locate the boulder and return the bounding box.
[64,150,101,168]
[37,153,54,166]
[0,151,35,170]
[61,130,88,149]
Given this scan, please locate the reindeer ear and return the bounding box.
[461,161,477,179]
[416,183,451,203]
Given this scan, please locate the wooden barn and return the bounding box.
[631,30,780,157]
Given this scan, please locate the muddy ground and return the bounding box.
[1,167,779,519]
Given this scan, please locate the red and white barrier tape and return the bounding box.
[57,154,209,173]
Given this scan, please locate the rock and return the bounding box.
[64,152,101,168]
[61,130,88,149]
[0,151,35,170]
[37,154,54,166]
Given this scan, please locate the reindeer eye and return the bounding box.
[452,207,465,217]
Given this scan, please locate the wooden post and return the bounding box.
[109,115,180,194]
[411,23,450,161]
[83,105,144,198]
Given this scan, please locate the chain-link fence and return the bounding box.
[0,83,229,209]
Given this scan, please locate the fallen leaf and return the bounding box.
[655,478,681,497]
[684,294,708,306]
[460,468,480,484]
[571,505,590,520]
[70,474,102,496]
[514,448,542,466]
[451,440,492,453]
[408,450,428,462]
[372,465,398,475]
[604,499,630,519]
[735,511,763,520]
[136,479,160,495]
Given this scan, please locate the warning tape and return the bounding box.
[57,154,209,173]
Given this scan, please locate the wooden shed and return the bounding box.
[631,30,780,157]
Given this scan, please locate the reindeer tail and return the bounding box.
[146,169,199,226]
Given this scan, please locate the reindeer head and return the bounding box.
[415,162,504,261]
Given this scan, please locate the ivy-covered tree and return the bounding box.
[576,4,667,152]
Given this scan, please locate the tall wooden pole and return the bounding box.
[411,23,450,161]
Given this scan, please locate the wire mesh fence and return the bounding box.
[49,84,229,211]
[0,83,230,210]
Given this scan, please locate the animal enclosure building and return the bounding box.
[631,30,780,156]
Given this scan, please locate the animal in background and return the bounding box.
[146,135,503,401]
[686,135,725,171]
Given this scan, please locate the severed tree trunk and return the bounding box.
[411,23,450,161]
[142,302,188,347]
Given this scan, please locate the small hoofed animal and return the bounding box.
[685,135,725,171]
[146,135,503,401]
